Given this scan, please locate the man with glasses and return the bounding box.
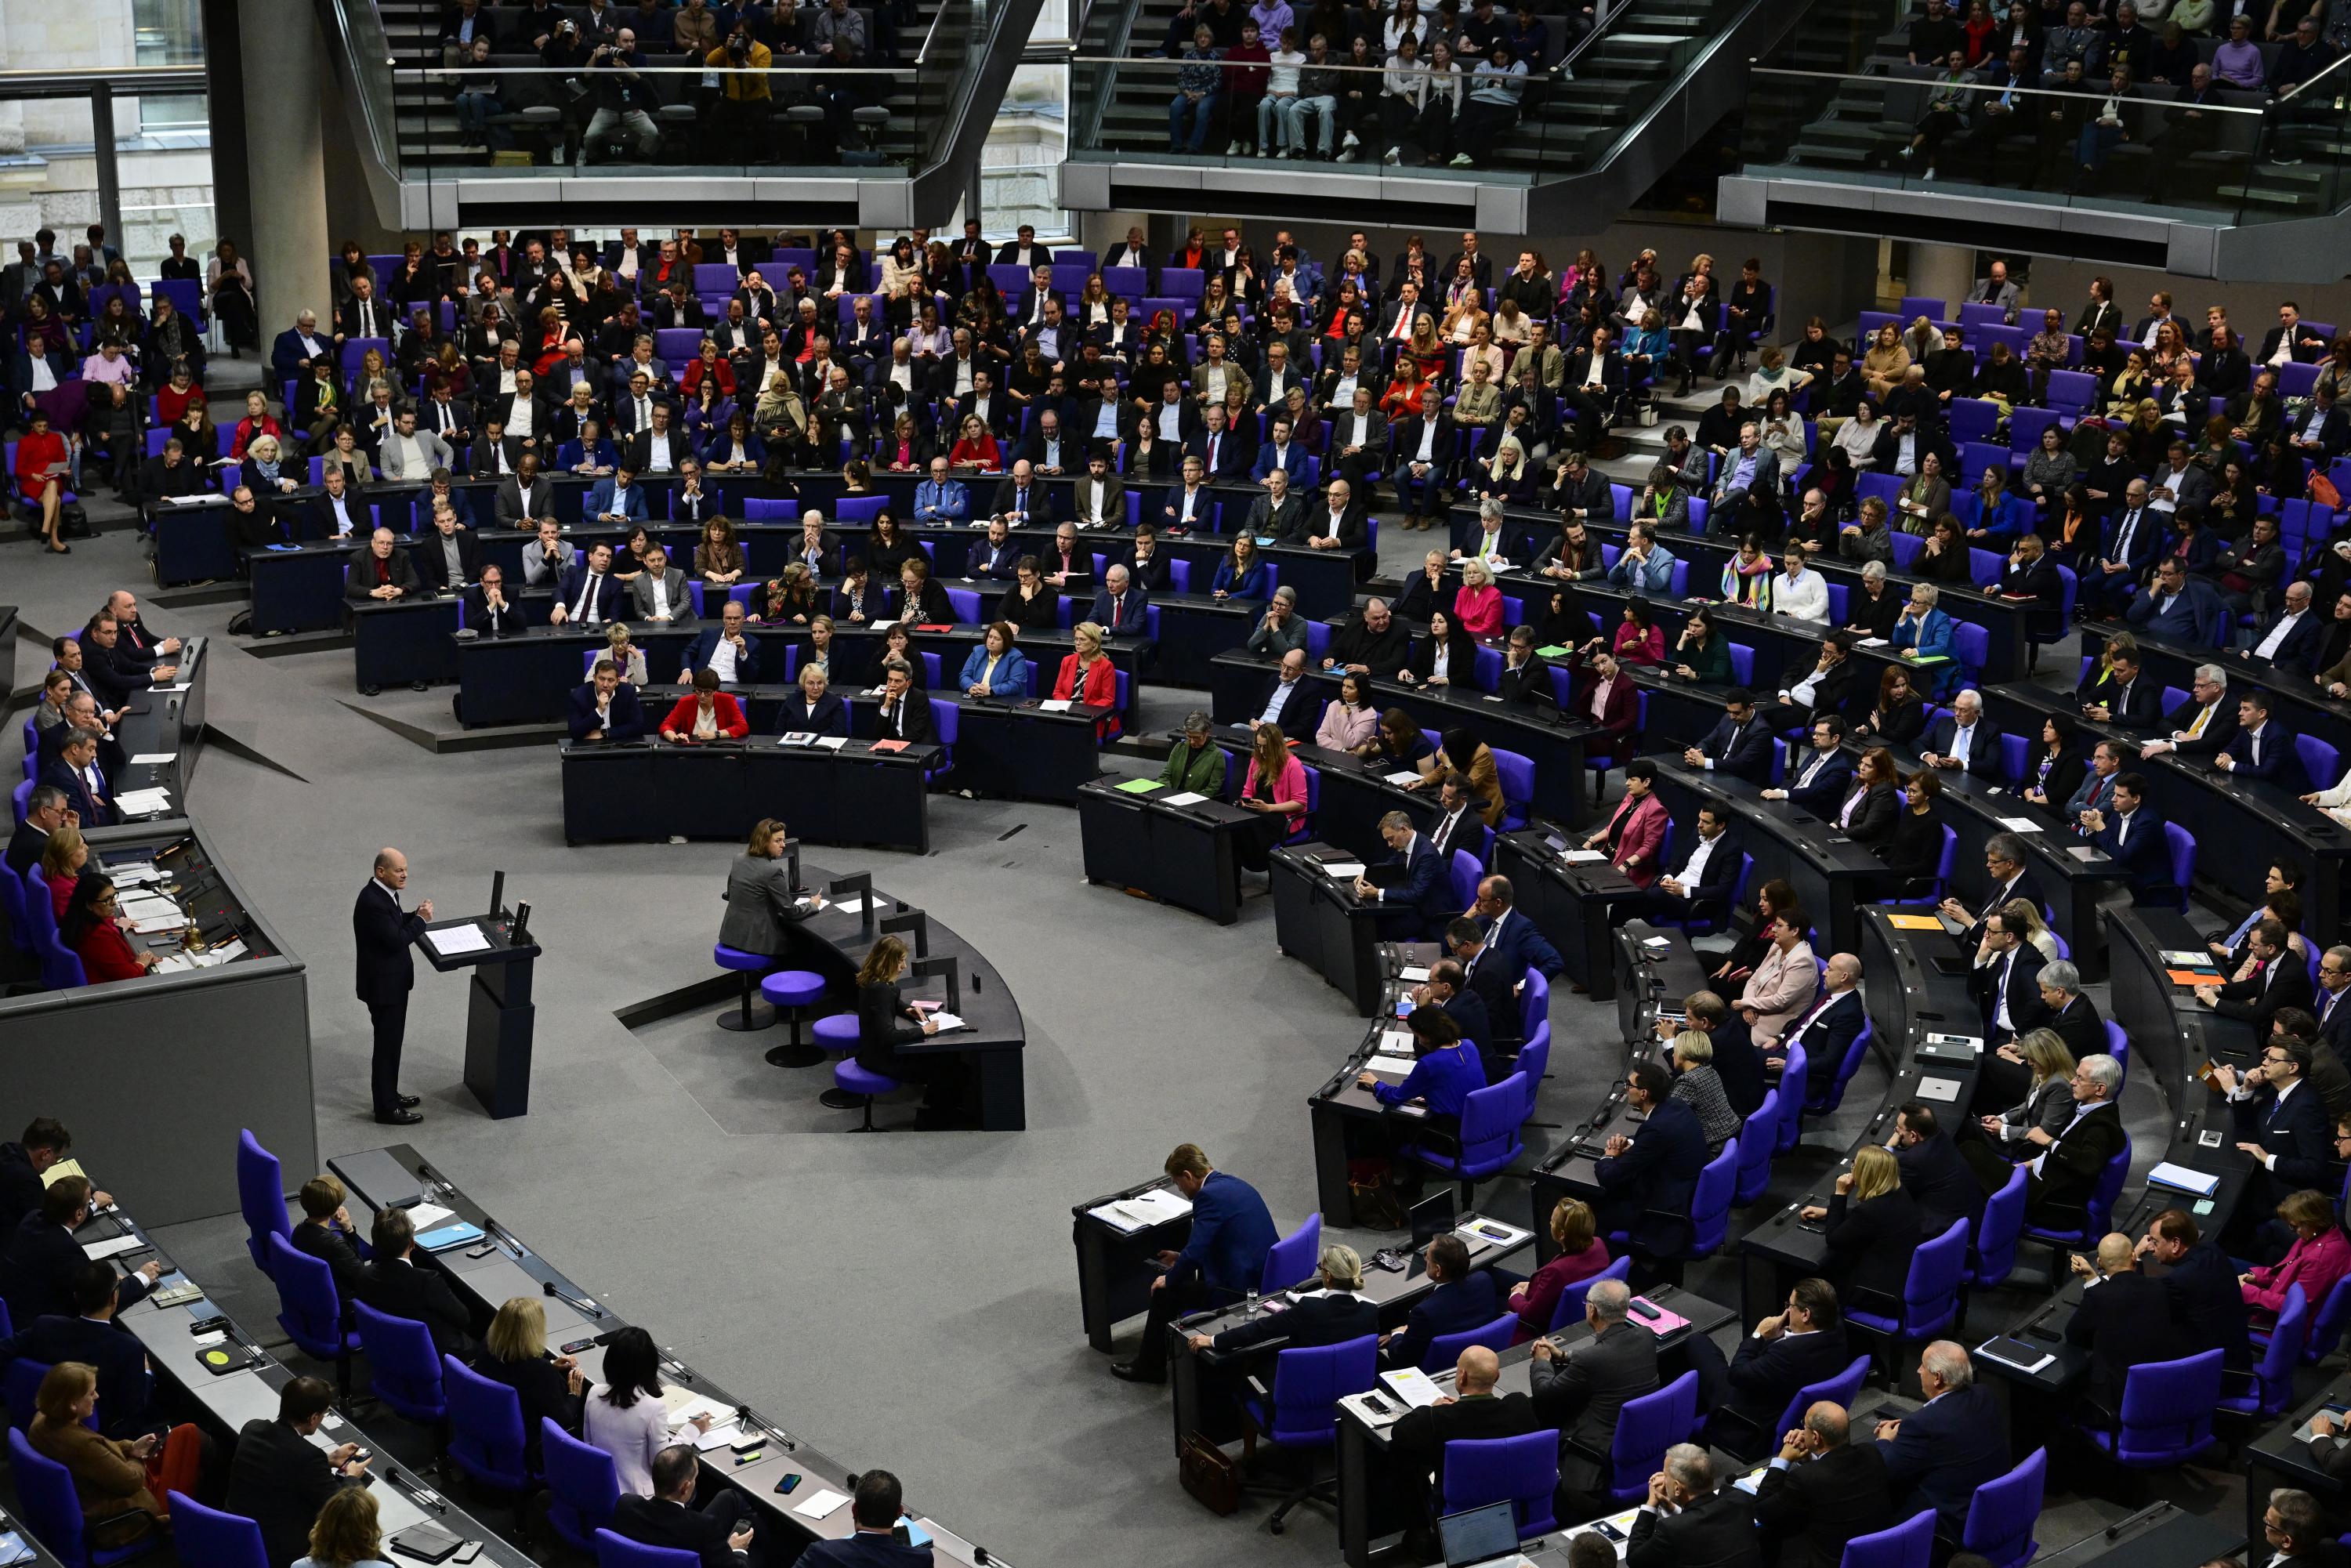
[2138,663,2237,759]
[2196,916,2314,1037]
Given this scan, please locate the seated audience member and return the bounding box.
[587,1326,704,1497]
[1158,711,1228,795]
[1533,1278,1661,1513]
[796,1469,933,1565]
[1504,1198,1611,1342]
[1751,1402,1893,1568]
[1382,1233,1501,1371]
[2241,1189,2351,1324]
[958,622,1031,700]
[1683,989,1769,1117]
[26,1360,185,1549]
[612,1443,760,1568]
[661,668,752,743]
[1611,800,1744,928]
[2138,1208,2252,1372]
[224,1376,372,1568]
[362,1205,476,1357]
[1801,1145,1923,1307]
[781,664,850,737]
[2064,1231,2188,1421]
[1866,1342,2009,1534]
[1625,1443,1762,1568]
[0,1117,77,1236]
[1687,1277,1851,1451]
[1581,758,1669,886]
[472,1295,586,1473]
[1357,1007,1485,1137]
[3,1176,159,1324]
[1387,1345,1543,1536]
[0,1260,155,1436]
[1737,909,1818,1039]
[294,1485,397,1568]
[1593,1060,1708,1276]
[1188,1244,1379,1356]
[1352,809,1455,940]
[289,1175,370,1298]
[1960,1027,2078,1188]
[570,658,647,742]
[1762,952,1864,1080]
[719,817,820,960]
[1668,1029,1741,1152]
[1113,1143,1277,1385]
[2024,1053,2126,1223]
[2083,773,2172,900]
[1890,1103,1987,1231]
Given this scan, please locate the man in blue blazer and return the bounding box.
[1594,1061,1708,1272]
[2085,774,2171,900]
[2219,691,2302,788]
[912,456,971,527]
[585,465,649,526]
[0,1259,154,1434]
[1471,873,1564,980]
[1918,691,2004,779]
[1773,716,1856,814]
[567,661,647,741]
[1184,405,1248,482]
[1114,1143,1278,1384]
[967,520,1022,581]
[797,1472,934,1566]
[1682,690,1774,786]
[1159,459,1218,532]
[1613,804,1744,929]
[679,601,764,685]
[1380,1233,1501,1370]
[549,541,625,627]
[1867,1343,2009,1534]
[1087,564,1150,639]
[1251,417,1312,486]
[1357,811,1454,940]
[2125,556,2230,646]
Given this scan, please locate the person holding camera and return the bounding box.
[706,23,775,160]
[582,27,659,162]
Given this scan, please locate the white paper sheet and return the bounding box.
[793,1489,851,1520]
[814,736,849,749]
[1998,817,2044,833]
[129,753,177,766]
[425,924,493,958]
[406,1203,455,1230]
[1039,699,1074,712]
[1397,965,1431,981]
[1382,770,1421,785]
[1562,849,1607,864]
[1165,791,1208,806]
[1320,861,1367,879]
[1363,1055,1418,1077]
[82,1234,147,1260]
[1379,1367,1443,1407]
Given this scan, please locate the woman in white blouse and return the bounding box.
[2304,764,2351,827]
[1773,549,1831,625]
[581,1327,711,1497]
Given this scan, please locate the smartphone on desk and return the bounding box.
[560,1338,596,1356]
[774,1473,803,1496]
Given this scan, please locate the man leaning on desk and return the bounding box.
[1354,809,1454,940]
[1110,1143,1277,1385]
[797,1470,933,1566]
[223,1375,372,1568]
[571,658,648,742]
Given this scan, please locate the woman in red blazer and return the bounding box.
[41,829,87,921]
[659,668,750,742]
[60,875,156,983]
[1581,759,1670,887]
[1574,650,1643,771]
[1052,622,1122,739]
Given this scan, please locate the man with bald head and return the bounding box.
[1388,1342,1541,1540]
[353,849,434,1125]
[1751,1403,1892,1568]
[2064,1231,2186,1418]
[101,590,179,660]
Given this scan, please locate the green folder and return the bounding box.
[1115,777,1163,795]
[1535,645,1570,657]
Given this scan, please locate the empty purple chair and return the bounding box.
[1959,1448,2044,1568]
[1260,1214,1322,1294]
[1840,1508,1936,1568]
[1603,1370,1699,1502]
[2082,1349,2224,1467]
[1442,1429,1559,1535]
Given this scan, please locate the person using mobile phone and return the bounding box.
[610,1444,759,1566]
[796,1469,933,1564]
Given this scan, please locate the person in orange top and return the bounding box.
[1052,621,1122,740]
[60,875,155,983]
[16,408,71,553]
[658,668,750,742]
[1236,721,1310,874]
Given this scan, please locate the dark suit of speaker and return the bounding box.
[353,878,427,1119]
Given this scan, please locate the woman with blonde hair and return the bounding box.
[39,824,87,921]
[1237,720,1310,871]
[1051,621,1121,738]
[600,622,647,686]
[293,1478,394,1568]
[1976,1025,2077,1153]
[470,1296,587,1472]
[1802,1143,1923,1302]
[27,1362,187,1545]
[1504,1198,1611,1341]
[853,932,965,1120]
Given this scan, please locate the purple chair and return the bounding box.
[1731,1090,1780,1207]
[0,854,30,959]
[1260,1214,1322,1294]
[1400,1074,1527,1210]
[165,1494,266,1568]
[353,1303,446,1424]
[1237,1333,1379,1532]
[11,1425,161,1567]
[1713,1351,1869,1461]
[711,943,777,1032]
[444,1354,533,1490]
[5,1357,51,1432]
[831,1059,900,1132]
[1847,1219,1967,1374]
[544,1418,621,1549]
[1805,1014,1876,1116]
[265,1232,360,1363]
[1960,1448,2044,1568]
[1442,1430,1559,1535]
[1773,1043,1810,1153]
[2083,1349,2224,1468]
[1839,1508,1937,1568]
[2023,1139,2131,1269]
[237,1129,291,1276]
[1967,1164,2030,1290]
[1513,1025,1550,1088]
[2222,1283,2306,1417]
[1422,1312,1520,1373]
[1490,748,1534,829]
[594,1528,698,1568]
[1518,972,1549,1041]
[1600,1370,1700,1502]
[2275,1272,2351,1365]
[1548,1255,1633,1332]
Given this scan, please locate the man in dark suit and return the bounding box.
[1868,1342,2009,1534]
[1893,1104,1987,1230]
[1613,803,1744,930]
[5,787,73,883]
[2084,774,2172,902]
[2025,1054,2126,1223]
[2312,946,2351,1060]
[550,541,625,628]
[0,1119,71,1236]
[1087,564,1148,639]
[38,728,114,828]
[569,661,647,742]
[1593,1061,1708,1274]
[2219,690,2302,789]
[2249,582,2324,675]
[494,457,554,527]
[353,848,430,1126]
[224,1377,372,1568]
[611,1443,758,1568]
[77,613,174,710]
[795,1470,933,1566]
[1420,960,1499,1077]
[1381,1233,1501,1370]
[2,1178,158,1325]
[2201,919,2317,1041]
[1684,990,1769,1119]
[2139,1208,2253,1372]
[1185,404,1248,482]
[2138,664,2240,762]
[1187,1248,1379,1359]
[1752,1403,1893,1568]
[2217,1035,2334,1223]
[1388,1345,1542,1530]
[1532,1276,1661,1508]
[1422,774,1487,869]
[0,1259,153,1433]
[1773,715,1857,814]
[463,567,527,639]
[1473,873,1565,981]
[1114,1143,1279,1385]
[1357,810,1453,941]
[2065,1233,2190,1418]
[1691,1277,1851,1450]
[1973,909,2050,1046]
[1447,918,1526,1061]
[360,1207,477,1357]
[343,527,424,609]
[289,1177,371,1299]
[1248,648,1317,739]
[2041,963,2106,1064]
[1918,690,2005,779]
[1682,690,1773,785]
[411,507,482,592]
[871,658,934,744]
[1123,527,1172,595]
[1322,598,1411,679]
[1626,1444,1763,1568]
[1766,957,1865,1085]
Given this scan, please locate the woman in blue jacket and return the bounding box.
[957,621,1031,699]
[1211,534,1270,599]
[1890,581,1958,696]
[1962,464,2025,544]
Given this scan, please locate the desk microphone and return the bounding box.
[542,1279,605,1318]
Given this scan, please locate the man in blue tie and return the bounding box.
[1112,1143,1278,1384]
[2311,946,2351,1059]
[2064,739,2124,829]
[2088,480,2156,617]
[913,454,970,527]
[1355,810,1452,940]
[38,728,114,827]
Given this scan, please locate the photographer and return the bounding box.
[581,27,659,163]
[705,23,775,160]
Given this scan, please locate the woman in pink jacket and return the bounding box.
[1580,759,1669,887]
[2243,1189,2351,1323]
[1737,909,1819,1037]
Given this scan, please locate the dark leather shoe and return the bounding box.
[1110,1360,1166,1385]
[374,1108,423,1125]
[397,1093,421,1110]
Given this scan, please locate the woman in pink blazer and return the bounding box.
[2244,1190,2351,1323]
[1237,722,1310,873]
[1581,759,1669,887]
[1453,559,1504,637]
[1738,909,1819,1037]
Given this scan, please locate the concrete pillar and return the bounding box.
[1905,242,1976,315]
[238,2,330,333]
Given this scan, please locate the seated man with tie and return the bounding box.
[1762,952,1865,1078]
[549,540,623,627]
[1973,906,2050,1046]
[38,728,114,828]
[2082,773,2172,902]
[1919,688,2003,778]
[1353,810,1454,940]
[2087,480,2161,618]
[462,565,526,638]
[2064,740,2126,828]
[2081,646,2161,728]
[2139,662,2238,759]
[1680,690,1774,785]
[1088,564,1148,639]
[1613,800,1745,929]
[2217,689,2302,788]
[1248,647,1317,737]
[1425,772,1488,864]
[2197,916,2317,1037]
[567,658,646,742]
[2023,1052,2126,1223]
[1764,715,1854,812]
[2125,554,2231,646]
[871,656,934,744]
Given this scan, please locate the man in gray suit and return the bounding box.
[1969,261,2023,324]
[522,517,577,588]
[1531,1277,1661,1515]
[627,542,697,625]
[378,408,455,483]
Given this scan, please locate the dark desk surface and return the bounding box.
[2081,618,2351,762]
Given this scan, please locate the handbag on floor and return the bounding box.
[1179,1431,1242,1515]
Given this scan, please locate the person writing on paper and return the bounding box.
[586,1327,708,1497]
[613,1444,759,1568]
[857,934,966,1128]
[796,1470,932,1566]
[720,818,822,959]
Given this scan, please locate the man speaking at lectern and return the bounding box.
[355,848,433,1126]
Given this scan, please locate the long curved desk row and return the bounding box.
[328,1144,1003,1563]
[2084,619,2351,767]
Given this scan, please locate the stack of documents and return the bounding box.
[1320,861,1367,880]
[1562,849,1607,864]
[1086,1187,1194,1233]
[1361,1054,1418,1079]
[424,924,493,958]
[926,1011,970,1034]
[1165,791,1209,806]
[1378,1367,1443,1407]
[114,788,173,817]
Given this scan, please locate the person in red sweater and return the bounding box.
[659,668,750,742]
[60,875,154,984]
[1221,21,1273,154]
[40,829,87,922]
[15,408,71,553]
[1051,621,1123,739]
[155,363,205,426]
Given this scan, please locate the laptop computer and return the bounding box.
[1404,1190,1458,1277]
[1439,1501,1523,1566]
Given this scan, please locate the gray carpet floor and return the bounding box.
[1,360,2266,1567]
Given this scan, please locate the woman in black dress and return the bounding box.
[470,1297,585,1474]
[856,934,962,1121]
[1851,666,1928,748]
[2021,711,2088,808]
[1878,769,1947,895]
[1802,1145,1925,1307]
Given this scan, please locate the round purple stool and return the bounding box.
[813,1013,864,1109]
[757,970,828,1068]
[712,944,775,1032]
[831,1059,900,1132]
